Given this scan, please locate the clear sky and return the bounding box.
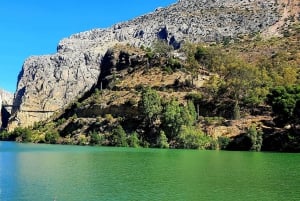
[0,0,176,93]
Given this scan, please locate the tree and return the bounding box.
[217,55,264,117]
[139,87,162,124]
[233,102,241,120]
[157,130,169,148]
[45,131,60,144]
[217,136,231,150]
[127,132,140,148]
[267,85,300,126]
[162,99,197,140]
[222,58,260,102]
[246,125,263,151]
[180,101,197,125]
[89,130,104,145]
[162,99,184,140]
[111,125,128,147]
[152,39,173,58]
[182,42,199,72]
[177,126,212,149]
[194,46,210,67]
[11,127,33,142]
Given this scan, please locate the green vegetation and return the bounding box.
[246,125,263,151]
[45,130,60,144]
[139,87,162,124]
[157,131,169,148]
[111,125,128,147]
[127,132,140,148]
[177,126,213,149]
[267,85,300,126]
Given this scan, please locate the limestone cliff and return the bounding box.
[8,0,299,130]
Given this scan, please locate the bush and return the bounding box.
[111,125,128,147]
[185,93,202,103]
[89,131,104,145]
[233,102,241,120]
[45,131,60,144]
[167,58,182,70]
[78,134,88,145]
[218,136,231,150]
[203,116,224,125]
[11,127,33,142]
[246,125,263,151]
[267,85,300,126]
[177,126,212,149]
[139,87,162,124]
[56,118,66,126]
[194,46,210,65]
[0,130,10,140]
[104,114,114,124]
[157,131,169,148]
[127,132,140,148]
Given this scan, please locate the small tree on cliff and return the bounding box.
[162,99,197,140]
[111,125,128,147]
[139,87,162,125]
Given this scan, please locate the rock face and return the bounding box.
[0,89,14,128]
[8,0,299,130]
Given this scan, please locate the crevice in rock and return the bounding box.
[1,107,10,129]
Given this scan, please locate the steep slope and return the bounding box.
[7,27,300,151]
[8,0,299,130]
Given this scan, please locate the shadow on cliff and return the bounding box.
[1,107,10,129]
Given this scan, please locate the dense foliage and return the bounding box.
[267,85,300,126]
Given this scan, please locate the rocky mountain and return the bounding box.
[8,0,299,130]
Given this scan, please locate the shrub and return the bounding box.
[267,85,300,126]
[157,131,169,148]
[56,118,66,126]
[177,126,212,149]
[104,114,114,124]
[0,130,10,140]
[127,132,140,148]
[111,125,128,147]
[185,93,202,102]
[45,131,60,144]
[246,125,263,151]
[89,130,104,145]
[139,87,162,124]
[78,134,88,145]
[218,136,231,150]
[11,127,33,142]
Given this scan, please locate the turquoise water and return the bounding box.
[0,142,299,201]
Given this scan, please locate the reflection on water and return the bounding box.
[0,142,300,201]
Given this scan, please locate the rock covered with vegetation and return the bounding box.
[3,23,300,151]
[8,0,298,130]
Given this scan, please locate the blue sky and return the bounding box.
[0,0,176,92]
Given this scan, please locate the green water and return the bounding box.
[0,142,299,201]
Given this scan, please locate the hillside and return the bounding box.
[3,24,299,151]
[1,0,299,151]
[6,0,299,130]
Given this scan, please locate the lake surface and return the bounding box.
[0,142,299,201]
